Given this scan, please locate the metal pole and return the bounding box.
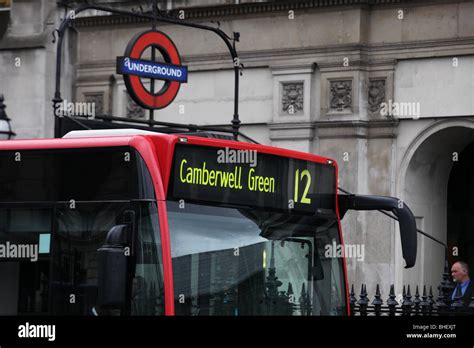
[232,32,240,140]
[148,0,157,126]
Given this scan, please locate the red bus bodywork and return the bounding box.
[0,133,350,316]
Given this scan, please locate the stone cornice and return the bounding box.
[0,33,48,50]
[238,37,474,63]
[75,37,474,72]
[315,119,399,138]
[268,119,399,140]
[269,122,315,140]
[72,0,412,27]
[270,63,315,75]
[71,0,474,28]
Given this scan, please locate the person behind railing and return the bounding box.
[450,261,473,306]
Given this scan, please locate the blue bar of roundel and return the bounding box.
[117,57,188,83]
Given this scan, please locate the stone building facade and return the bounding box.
[1,0,474,299]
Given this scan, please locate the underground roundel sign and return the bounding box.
[117,30,187,110]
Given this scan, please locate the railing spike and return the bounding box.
[389,284,395,297]
[413,285,421,313]
[357,283,369,316]
[419,285,429,314]
[402,284,414,315]
[428,286,434,303]
[435,282,448,310]
[287,282,294,295]
[371,283,383,316]
[349,284,357,315]
[437,259,455,307]
[387,284,398,316]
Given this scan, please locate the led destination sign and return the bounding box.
[169,144,337,214]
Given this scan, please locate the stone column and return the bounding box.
[315,57,399,298]
[268,63,315,152]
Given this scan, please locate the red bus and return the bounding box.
[0,129,417,316]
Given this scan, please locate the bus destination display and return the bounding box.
[169,144,336,214]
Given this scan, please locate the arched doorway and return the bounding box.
[447,142,474,278]
[396,121,474,290]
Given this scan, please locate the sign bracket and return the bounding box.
[53,1,243,140]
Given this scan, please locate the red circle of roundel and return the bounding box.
[123,30,182,110]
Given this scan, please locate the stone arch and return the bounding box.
[394,118,474,291]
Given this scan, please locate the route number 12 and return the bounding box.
[294,169,312,204]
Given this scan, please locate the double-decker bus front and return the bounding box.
[165,137,348,316]
[0,134,348,316]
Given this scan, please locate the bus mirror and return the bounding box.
[338,194,417,269]
[97,224,130,310]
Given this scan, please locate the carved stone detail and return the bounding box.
[84,93,104,115]
[282,82,303,115]
[368,79,386,113]
[126,93,145,119]
[330,80,352,112]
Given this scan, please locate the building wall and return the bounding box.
[2,0,474,300]
[0,0,76,138]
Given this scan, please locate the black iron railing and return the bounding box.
[350,283,474,316]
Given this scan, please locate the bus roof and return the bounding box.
[0,129,336,167]
[0,130,339,211]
